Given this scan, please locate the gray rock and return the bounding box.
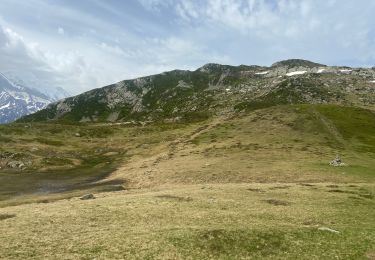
[80,194,95,200]
[329,155,346,166]
[7,161,25,169]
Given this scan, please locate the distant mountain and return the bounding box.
[19,59,375,123]
[0,73,53,124]
[4,74,71,102]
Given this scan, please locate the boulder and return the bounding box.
[329,155,346,166]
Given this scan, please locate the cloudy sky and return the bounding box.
[0,0,374,94]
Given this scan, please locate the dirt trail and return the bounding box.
[312,109,346,146]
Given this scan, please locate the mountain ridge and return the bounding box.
[18,59,375,124]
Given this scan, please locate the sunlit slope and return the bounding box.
[1,104,375,259]
[0,183,374,259]
[105,104,375,188]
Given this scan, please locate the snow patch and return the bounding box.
[255,71,269,75]
[340,69,352,73]
[286,71,307,76]
[0,102,11,110]
[317,68,325,73]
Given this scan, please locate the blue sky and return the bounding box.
[0,0,374,94]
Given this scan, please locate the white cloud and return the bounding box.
[0,23,224,94]
[99,42,127,56]
[0,26,98,93]
[138,0,172,11]
[57,27,64,35]
[0,0,375,96]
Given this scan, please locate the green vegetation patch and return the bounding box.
[315,105,375,153]
[35,137,63,146]
[169,229,288,259]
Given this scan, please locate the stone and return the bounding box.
[329,155,346,166]
[7,161,25,169]
[80,194,95,200]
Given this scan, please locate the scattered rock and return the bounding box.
[80,194,95,200]
[329,155,346,166]
[318,227,340,234]
[6,161,26,170]
[75,133,81,137]
[0,152,14,159]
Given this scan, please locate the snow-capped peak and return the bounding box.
[0,72,60,123]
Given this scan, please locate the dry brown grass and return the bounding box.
[107,106,371,189]
[0,104,374,258]
[0,183,374,259]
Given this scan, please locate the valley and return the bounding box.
[0,60,374,259]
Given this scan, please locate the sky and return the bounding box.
[0,0,374,94]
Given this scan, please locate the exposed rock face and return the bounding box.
[18,59,375,124]
[55,101,72,118]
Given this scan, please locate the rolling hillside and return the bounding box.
[1,60,375,259]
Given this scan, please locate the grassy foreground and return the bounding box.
[0,104,374,259]
[0,183,374,259]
